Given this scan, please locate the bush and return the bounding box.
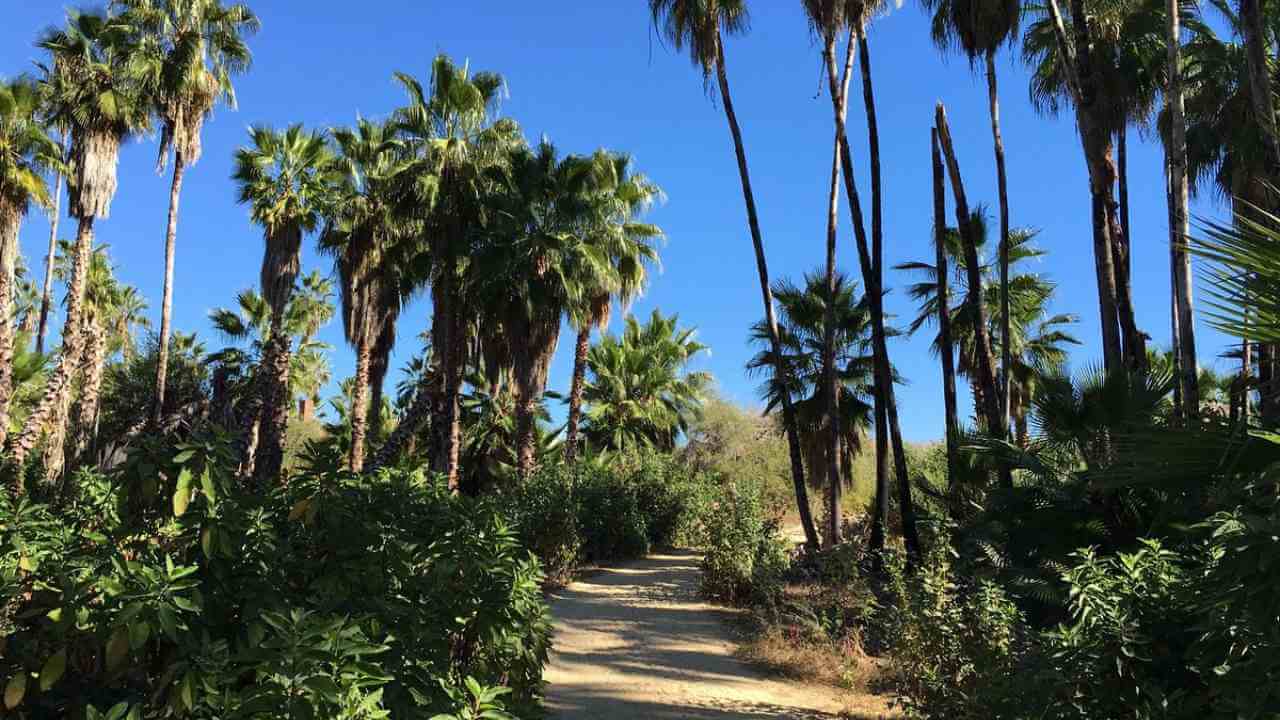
[700,479,788,604]
[506,452,717,584]
[0,434,550,719]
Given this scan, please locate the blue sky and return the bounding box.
[1,2,1234,442]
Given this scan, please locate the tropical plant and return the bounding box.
[0,78,61,448]
[650,0,820,549]
[581,309,710,453]
[372,54,522,486]
[115,0,259,426]
[8,10,150,477]
[231,123,335,482]
[563,150,663,463]
[747,271,877,545]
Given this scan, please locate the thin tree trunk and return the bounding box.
[564,325,591,463]
[986,50,1013,443]
[932,128,961,486]
[1108,190,1144,368]
[36,133,67,357]
[0,206,20,447]
[1165,0,1199,417]
[935,105,1004,439]
[369,339,389,453]
[1242,338,1252,424]
[349,333,372,472]
[823,114,844,548]
[821,31,853,548]
[153,151,186,425]
[7,216,95,479]
[715,36,819,550]
[1118,129,1131,244]
[870,385,890,557]
[860,35,921,559]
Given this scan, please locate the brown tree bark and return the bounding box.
[7,216,95,479]
[932,129,961,486]
[1240,0,1280,172]
[252,327,292,485]
[986,49,1013,443]
[348,333,372,472]
[73,320,107,465]
[153,151,186,425]
[715,36,819,550]
[511,312,559,479]
[0,204,19,447]
[563,325,591,463]
[1045,0,1132,372]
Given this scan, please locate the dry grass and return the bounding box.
[735,583,901,719]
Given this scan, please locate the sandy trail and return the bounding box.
[544,550,880,719]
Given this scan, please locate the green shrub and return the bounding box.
[0,434,551,719]
[700,479,787,604]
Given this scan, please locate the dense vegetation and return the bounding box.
[1,0,1278,718]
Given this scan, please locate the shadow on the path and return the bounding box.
[545,550,881,720]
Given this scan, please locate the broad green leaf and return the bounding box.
[173,468,193,517]
[40,649,66,690]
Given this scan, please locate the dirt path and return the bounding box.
[544,550,888,719]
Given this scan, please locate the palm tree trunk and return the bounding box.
[1242,338,1252,424]
[869,386,890,558]
[369,341,389,453]
[821,32,853,547]
[253,325,292,485]
[1045,0,1129,372]
[0,204,20,447]
[36,133,67,357]
[564,324,591,463]
[932,129,961,486]
[73,320,107,465]
[1240,0,1280,173]
[859,35,921,559]
[7,216,95,480]
[512,314,559,479]
[986,50,1013,443]
[714,36,819,550]
[1118,129,1131,243]
[935,105,1004,439]
[1165,0,1200,417]
[153,151,187,425]
[349,333,372,472]
[1108,192,1144,368]
[823,122,844,548]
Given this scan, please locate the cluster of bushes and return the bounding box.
[2,433,551,719]
[505,452,717,583]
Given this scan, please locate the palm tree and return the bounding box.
[930,128,961,478]
[1031,0,1147,370]
[10,10,151,475]
[231,124,334,483]
[321,117,409,471]
[581,309,710,453]
[372,55,522,486]
[478,141,601,477]
[35,131,68,357]
[920,0,1020,437]
[564,150,663,463]
[0,78,60,448]
[747,271,876,544]
[649,0,820,549]
[115,0,258,426]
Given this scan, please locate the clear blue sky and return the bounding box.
[2,2,1234,442]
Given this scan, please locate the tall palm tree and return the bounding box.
[748,271,876,544]
[10,10,151,475]
[564,150,663,463]
[371,55,522,486]
[0,78,60,448]
[1163,0,1199,419]
[1034,0,1147,370]
[920,0,1020,437]
[649,0,820,549]
[231,124,334,483]
[35,131,68,357]
[581,310,710,453]
[115,0,258,426]
[321,117,408,471]
[930,128,962,478]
